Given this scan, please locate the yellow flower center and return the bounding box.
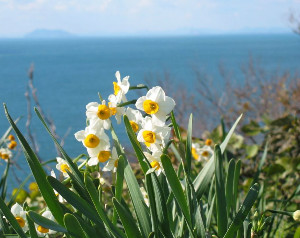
[192,148,199,160]
[205,139,212,146]
[8,141,17,149]
[114,159,118,168]
[15,216,25,228]
[1,153,9,160]
[202,151,209,157]
[113,82,121,95]
[37,225,49,233]
[97,151,111,163]
[142,130,156,144]
[143,100,159,114]
[84,134,100,148]
[97,105,111,120]
[29,182,39,191]
[130,121,139,133]
[151,161,160,170]
[8,134,15,141]
[60,164,70,173]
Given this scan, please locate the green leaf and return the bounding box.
[185,114,193,175]
[193,114,243,199]
[246,145,259,158]
[252,143,268,185]
[233,160,241,211]
[123,156,151,237]
[160,154,195,238]
[3,104,64,225]
[123,115,149,173]
[113,198,143,238]
[28,211,68,233]
[224,183,260,238]
[26,213,38,238]
[241,120,261,136]
[64,213,88,238]
[214,145,228,237]
[84,173,124,238]
[0,161,10,199]
[47,176,106,231]
[113,155,125,225]
[34,108,85,190]
[226,159,235,217]
[0,196,27,238]
[118,100,137,107]
[170,111,182,142]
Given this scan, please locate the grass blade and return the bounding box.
[214,145,228,237]
[185,114,193,175]
[64,213,88,238]
[3,104,64,225]
[28,211,68,233]
[193,114,243,199]
[113,198,143,238]
[26,213,38,238]
[224,183,260,238]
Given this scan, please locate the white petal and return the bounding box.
[74,130,85,141]
[147,86,165,102]
[135,96,146,111]
[115,71,121,83]
[88,157,99,166]
[137,130,145,143]
[86,102,99,110]
[11,203,23,216]
[152,111,167,126]
[121,76,130,94]
[103,120,111,130]
[159,96,176,115]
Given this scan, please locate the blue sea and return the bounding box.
[0,34,299,191]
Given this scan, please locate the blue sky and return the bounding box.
[0,0,299,37]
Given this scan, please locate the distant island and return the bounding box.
[24,29,76,38]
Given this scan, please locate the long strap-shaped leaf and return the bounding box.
[113,198,143,238]
[0,196,27,238]
[4,104,64,225]
[28,211,68,233]
[47,176,106,232]
[193,114,243,199]
[34,108,85,189]
[185,114,193,175]
[84,173,125,238]
[161,154,196,238]
[224,183,260,238]
[214,145,228,237]
[64,213,89,238]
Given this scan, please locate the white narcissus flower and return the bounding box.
[87,141,111,166]
[113,71,130,103]
[137,117,171,152]
[135,86,175,125]
[103,147,119,173]
[0,148,12,161]
[50,170,65,203]
[144,150,163,176]
[10,203,28,232]
[86,100,112,130]
[74,124,110,152]
[108,94,126,124]
[140,187,149,206]
[56,157,70,178]
[126,107,143,133]
[195,145,213,162]
[35,210,56,237]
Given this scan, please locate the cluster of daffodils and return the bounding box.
[10,203,56,237]
[0,134,17,162]
[192,138,214,162]
[72,71,175,175]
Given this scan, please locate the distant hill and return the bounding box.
[24,29,75,38]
